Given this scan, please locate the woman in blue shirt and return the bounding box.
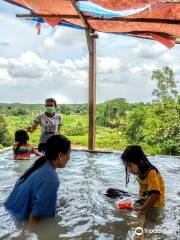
[4,135,71,225]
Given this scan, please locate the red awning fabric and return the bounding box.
[7,0,78,15]
[90,0,165,10]
[3,0,180,46]
[90,1,173,12]
[88,20,180,36]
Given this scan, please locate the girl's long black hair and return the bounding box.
[14,130,29,154]
[121,145,159,186]
[17,135,71,185]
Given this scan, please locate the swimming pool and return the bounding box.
[0,150,179,240]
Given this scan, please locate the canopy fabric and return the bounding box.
[33,17,84,29]
[89,1,180,20]
[90,1,173,11]
[4,0,78,15]
[3,0,180,47]
[76,1,151,19]
[88,20,180,36]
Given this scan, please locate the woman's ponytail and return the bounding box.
[16,134,71,185]
[17,156,47,185]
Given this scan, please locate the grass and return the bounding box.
[5,114,127,151]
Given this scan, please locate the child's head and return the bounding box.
[121,145,157,185]
[45,98,57,107]
[45,98,57,114]
[15,130,29,144]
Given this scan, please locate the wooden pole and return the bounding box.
[86,31,96,151]
[16,14,180,25]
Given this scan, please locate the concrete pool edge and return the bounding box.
[0,146,179,158]
[67,146,180,157]
[0,147,12,153]
[0,146,120,156]
[72,145,122,154]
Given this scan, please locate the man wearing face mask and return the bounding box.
[27,98,61,152]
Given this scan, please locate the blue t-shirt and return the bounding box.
[4,161,60,220]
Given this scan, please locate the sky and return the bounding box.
[0,1,179,104]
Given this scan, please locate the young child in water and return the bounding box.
[121,146,165,213]
[13,130,42,160]
[106,145,165,214]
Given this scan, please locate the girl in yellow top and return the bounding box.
[121,145,165,214]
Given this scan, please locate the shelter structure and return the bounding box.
[3,0,180,150]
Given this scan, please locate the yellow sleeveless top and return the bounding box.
[136,169,165,207]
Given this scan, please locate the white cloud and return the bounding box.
[0,44,179,103]
[134,42,167,59]
[0,0,179,103]
[48,94,69,104]
[38,27,87,61]
[98,57,121,73]
[0,57,8,68]
[130,66,142,74]
[0,68,14,85]
[7,52,48,78]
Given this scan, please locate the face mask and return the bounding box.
[45,106,56,114]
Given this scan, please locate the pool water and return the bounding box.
[0,150,179,240]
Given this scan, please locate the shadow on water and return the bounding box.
[0,150,179,240]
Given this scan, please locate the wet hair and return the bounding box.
[45,98,57,108]
[14,130,29,154]
[121,145,159,186]
[17,135,71,185]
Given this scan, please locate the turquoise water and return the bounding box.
[0,150,179,240]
